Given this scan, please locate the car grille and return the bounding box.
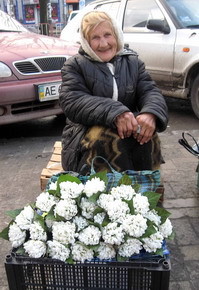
[11,100,60,114]
[14,56,67,75]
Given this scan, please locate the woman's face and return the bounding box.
[88,21,117,62]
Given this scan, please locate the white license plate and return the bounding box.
[37,82,61,102]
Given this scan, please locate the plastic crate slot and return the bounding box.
[5,254,170,289]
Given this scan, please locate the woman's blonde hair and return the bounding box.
[81,11,116,42]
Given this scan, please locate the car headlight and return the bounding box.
[0,62,12,77]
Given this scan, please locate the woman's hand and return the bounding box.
[135,113,156,145]
[114,112,138,139]
[115,112,156,144]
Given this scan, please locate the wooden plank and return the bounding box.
[46,161,63,170]
[41,167,62,177]
[40,178,48,192]
[54,141,62,148]
[53,147,62,155]
[50,153,61,162]
[40,141,63,190]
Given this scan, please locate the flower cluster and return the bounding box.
[0,172,173,263]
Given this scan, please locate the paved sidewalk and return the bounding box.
[0,129,199,289]
[159,129,199,290]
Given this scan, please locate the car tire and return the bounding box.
[191,74,199,119]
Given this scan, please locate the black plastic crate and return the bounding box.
[5,252,170,290]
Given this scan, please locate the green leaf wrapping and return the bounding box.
[93,207,104,215]
[155,247,164,256]
[155,207,171,224]
[132,183,141,193]
[66,256,74,264]
[118,174,132,185]
[5,209,23,219]
[56,174,82,197]
[89,171,108,184]
[16,247,26,255]
[141,220,157,238]
[34,211,46,230]
[143,191,161,209]
[0,225,10,240]
[88,192,101,203]
[117,254,128,262]
[124,199,135,215]
[45,206,57,223]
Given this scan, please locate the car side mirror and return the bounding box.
[147,19,170,34]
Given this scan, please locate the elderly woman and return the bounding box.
[59,11,168,174]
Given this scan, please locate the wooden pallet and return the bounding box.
[40,141,63,191]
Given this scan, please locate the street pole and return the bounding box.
[47,0,53,36]
[7,0,15,18]
[47,0,52,23]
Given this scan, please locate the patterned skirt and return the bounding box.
[76,126,163,174]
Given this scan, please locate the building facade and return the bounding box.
[0,0,93,26]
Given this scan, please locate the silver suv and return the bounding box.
[60,0,199,119]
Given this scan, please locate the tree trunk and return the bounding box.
[39,0,48,35]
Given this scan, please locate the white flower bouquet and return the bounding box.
[0,171,174,263]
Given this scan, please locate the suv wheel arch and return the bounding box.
[190,74,199,119]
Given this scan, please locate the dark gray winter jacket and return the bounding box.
[59,48,168,171]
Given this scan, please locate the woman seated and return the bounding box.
[59,11,168,174]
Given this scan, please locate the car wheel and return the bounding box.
[191,74,199,119]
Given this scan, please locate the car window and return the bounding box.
[94,1,120,18]
[68,10,79,23]
[0,10,28,32]
[166,0,199,28]
[60,1,120,42]
[123,0,165,33]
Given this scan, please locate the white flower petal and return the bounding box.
[24,240,46,258]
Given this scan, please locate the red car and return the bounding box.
[0,10,79,125]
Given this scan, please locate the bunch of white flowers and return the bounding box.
[159,218,173,238]
[102,222,125,245]
[80,197,97,219]
[133,194,149,215]
[97,193,114,210]
[78,225,101,245]
[0,171,174,263]
[36,192,57,212]
[106,199,130,222]
[122,214,148,238]
[59,181,84,199]
[8,223,26,248]
[47,240,70,262]
[52,221,77,245]
[143,232,164,253]
[54,199,78,220]
[118,238,142,257]
[73,216,88,231]
[15,205,34,230]
[83,177,106,197]
[23,240,46,258]
[110,184,136,200]
[144,209,161,226]
[29,221,47,241]
[97,242,116,260]
[72,243,94,262]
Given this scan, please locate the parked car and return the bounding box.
[60,0,199,119]
[67,10,79,23]
[0,10,79,125]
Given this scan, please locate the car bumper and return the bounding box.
[0,76,63,125]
